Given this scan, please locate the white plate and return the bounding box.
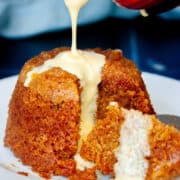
[0,72,180,180]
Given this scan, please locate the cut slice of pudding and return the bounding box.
[80,105,180,180]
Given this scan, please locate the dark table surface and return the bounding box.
[0,16,180,80]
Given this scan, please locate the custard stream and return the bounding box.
[24,0,105,171]
[64,0,88,54]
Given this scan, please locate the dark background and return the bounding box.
[0,16,179,80]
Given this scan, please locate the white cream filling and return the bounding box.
[114,108,152,180]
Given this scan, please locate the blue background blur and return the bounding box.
[0,0,179,80]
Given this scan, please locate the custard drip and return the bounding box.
[64,0,88,53]
[24,0,105,171]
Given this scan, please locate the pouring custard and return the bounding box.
[4,0,180,179]
[24,0,105,159]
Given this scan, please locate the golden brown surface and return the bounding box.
[4,48,81,178]
[80,105,124,175]
[147,116,180,180]
[69,167,96,180]
[4,68,80,178]
[4,47,155,179]
[96,49,155,119]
